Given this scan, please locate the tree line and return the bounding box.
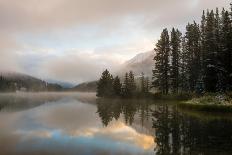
[96,69,149,98]
[153,5,232,95]
[0,76,62,92]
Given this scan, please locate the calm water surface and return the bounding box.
[0,92,232,155]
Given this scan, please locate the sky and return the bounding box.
[0,0,230,84]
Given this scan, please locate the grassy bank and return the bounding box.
[179,93,232,112]
[151,92,192,101]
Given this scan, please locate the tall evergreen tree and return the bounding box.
[128,71,136,94]
[185,22,201,92]
[113,76,122,96]
[153,28,170,95]
[140,72,149,94]
[203,10,218,92]
[144,77,150,93]
[179,37,189,92]
[170,28,182,93]
[220,9,232,91]
[96,69,114,97]
[122,72,130,97]
[140,72,145,93]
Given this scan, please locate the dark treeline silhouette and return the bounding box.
[153,4,232,95]
[97,69,149,98]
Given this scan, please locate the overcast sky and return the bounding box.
[0,0,230,84]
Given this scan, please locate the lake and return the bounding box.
[0,92,232,155]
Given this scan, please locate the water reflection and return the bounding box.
[1,93,232,155]
[0,93,155,155]
[96,98,152,127]
[96,99,232,155]
[153,105,232,155]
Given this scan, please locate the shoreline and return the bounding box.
[178,94,232,113]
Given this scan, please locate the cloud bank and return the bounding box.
[0,0,229,83]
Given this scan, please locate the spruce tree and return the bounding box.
[144,77,150,94]
[140,72,145,93]
[122,72,130,97]
[152,28,170,95]
[220,9,232,91]
[96,69,114,97]
[179,37,190,92]
[203,10,218,92]
[113,76,122,96]
[185,22,201,92]
[170,28,182,93]
[128,71,136,95]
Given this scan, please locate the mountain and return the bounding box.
[118,50,154,77]
[0,71,63,92]
[71,81,97,92]
[71,51,155,92]
[45,79,75,88]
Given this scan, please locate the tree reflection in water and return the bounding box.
[152,104,232,155]
[96,99,232,155]
[96,98,151,127]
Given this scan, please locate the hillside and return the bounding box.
[72,51,155,92]
[71,81,97,92]
[118,50,154,77]
[0,72,63,92]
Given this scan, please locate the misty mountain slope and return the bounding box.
[72,51,155,92]
[45,79,75,88]
[118,50,154,77]
[71,81,97,92]
[0,71,63,92]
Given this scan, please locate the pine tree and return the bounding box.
[220,9,232,91]
[200,10,207,73]
[140,72,145,93]
[215,8,221,52]
[152,28,170,95]
[122,72,130,97]
[170,28,182,93]
[96,69,114,97]
[203,10,218,92]
[113,76,122,96]
[144,77,150,93]
[179,37,189,92]
[185,22,201,92]
[128,71,136,95]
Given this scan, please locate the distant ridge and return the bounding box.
[118,50,154,77]
[0,71,63,92]
[71,81,97,92]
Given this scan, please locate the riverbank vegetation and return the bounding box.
[179,93,232,112]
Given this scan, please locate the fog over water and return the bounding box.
[0,92,232,155]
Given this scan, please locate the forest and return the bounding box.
[97,4,232,99]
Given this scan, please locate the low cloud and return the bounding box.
[0,0,229,83]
